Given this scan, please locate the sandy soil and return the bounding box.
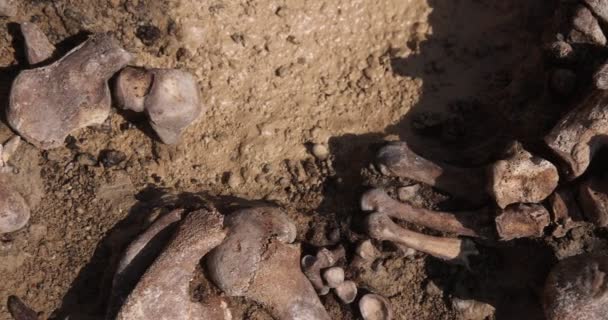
[1,0,600,319]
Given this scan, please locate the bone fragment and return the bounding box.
[495,204,550,241]
[20,23,55,64]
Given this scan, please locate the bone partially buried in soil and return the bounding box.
[8,33,132,149]
[359,293,393,320]
[0,179,30,234]
[115,66,202,144]
[205,207,330,320]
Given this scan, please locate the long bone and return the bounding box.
[361,188,494,238]
[116,208,229,320]
[376,141,558,208]
[365,212,478,267]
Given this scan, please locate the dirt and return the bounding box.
[1,0,605,320]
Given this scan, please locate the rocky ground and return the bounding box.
[1,1,603,319]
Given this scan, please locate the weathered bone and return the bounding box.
[365,212,478,267]
[544,90,608,179]
[116,208,229,320]
[570,5,606,45]
[494,204,550,241]
[323,267,345,289]
[0,179,30,234]
[376,141,487,204]
[578,175,608,227]
[583,0,608,25]
[115,67,202,144]
[361,188,493,238]
[593,60,608,90]
[543,253,608,320]
[206,207,330,320]
[359,293,393,320]
[20,22,55,65]
[8,34,132,149]
[334,280,357,304]
[488,142,559,208]
[548,188,584,238]
[7,296,38,320]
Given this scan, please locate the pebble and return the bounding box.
[311,143,329,160]
[100,150,127,168]
[397,184,421,202]
[227,172,243,188]
[77,153,98,166]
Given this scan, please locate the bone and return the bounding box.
[0,0,16,17]
[352,240,381,268]
[114,67,202,144]
[583,0,608,25]
[301,254,330,295]
[366,212,478,267]
[334,280,357,304]
[548,188,584,238]
[2,136,21,164]
[359,293,392,320]
[361,188,493,238]
[8,34,132,149]
[108,209,184,317]
[116,208,228,320]
[323,267,345,289]
[593,60,608,90]
[494,204,550,241]
[545,87,608,179]
[451,298,495,320]
[376,141,487,204]
[569,5,607,45]
[0,180,30,234]
[543,254,608,320]
[206,207,330,320]
[578,175,608,227]
[20,22,55,65]
[7,296,38,320]
[488,142,559,208]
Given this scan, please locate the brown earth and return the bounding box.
[1,0,605,320]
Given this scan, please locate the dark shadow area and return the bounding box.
[51,186,275,319]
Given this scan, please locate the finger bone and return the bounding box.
[359,293,393,320]
[334,280,357,304]
[366,212,478,266]
[361,188,493,238]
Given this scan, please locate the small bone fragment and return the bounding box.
[451,298,495,320]
[0,0,16,17]
[578,175,608,226]
[548,188,584,238]
[359,293,392,320]
[116,208,228,320]
[7,296,38,320]
[366,212,478,266]
[361,188,493,238]
[107,209,184,317]
[334,280,357,304]
[20,23,55,64]
[544,90,608,179]
[8,34,132,149]
[2,136,21,164]
[352,240,380,268]
[323,267,345,289]
[376,141,486,204]
[494,204,550,241]
[583,0,608,25]
[543,254,608,320]
[570,5,607,45]
[593,61,608,90]
[207,207,329,320]
[546,40,574,62]
[301,255,330,295]
[488,143,559,208]
[115,67,202,144]
[0,181,30,234]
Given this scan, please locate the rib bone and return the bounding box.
[365,212,478,267]
[361,188,493,238]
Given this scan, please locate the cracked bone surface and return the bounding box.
[8,33,132,149]
[115,67,202,144]
[116,208,229,320]
[494,204,550,241]
[578,175,608,227]
[206,207,330,320]
[488,142,559,208]
[570,5,606,45]
[359,293,392,320]
[376,141,487,204]
[543,254,608,320]
[361,188,493,238]
[366,212,478,266]
[0,179,30,234]
[20,22,55,64]
[544,90,608,179]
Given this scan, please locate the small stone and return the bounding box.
[21,22,56,64]
[76,153,97,166]
[136,25,161,46]
[355,240,379,261]
[227,172,242,188]
[100,150,126,168]
[322,267,345,288]
[397,184,420,202]
[311,144,329,160]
